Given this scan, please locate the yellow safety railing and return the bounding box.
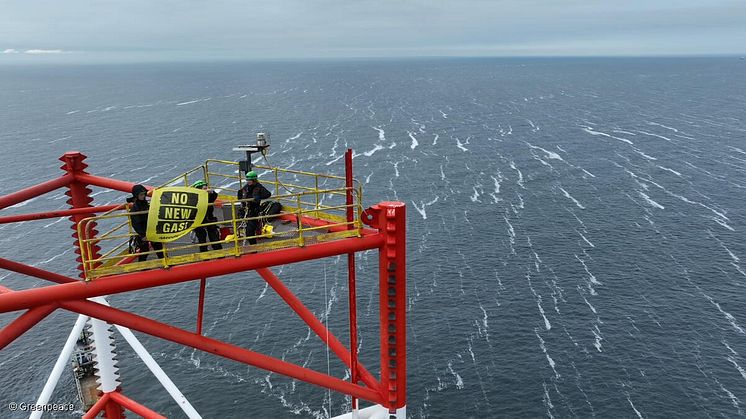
[77,161,364,280]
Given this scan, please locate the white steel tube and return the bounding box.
[114,324,202,419]
[30,314,90,419]
[89,296,200,418]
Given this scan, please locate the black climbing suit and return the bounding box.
[130,196,164,261]
[237,181,271,244]
[194,190,223,252]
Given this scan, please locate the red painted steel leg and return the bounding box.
[0,304,57,350]
[104,398,124,419]
[345,149,360,411]
[59,299,384,404]
[197,278,206,335]
[82,392,110,419]
[255,267,380,391]
[373,202,407,412]
[60,152,103,279]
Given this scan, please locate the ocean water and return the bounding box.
[1,57,745,418]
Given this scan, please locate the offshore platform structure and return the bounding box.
[0,139,407,418]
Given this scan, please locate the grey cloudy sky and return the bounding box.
[1,0,745,63]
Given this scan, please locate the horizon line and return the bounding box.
[1,53,744,66]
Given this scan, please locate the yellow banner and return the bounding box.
[146,187,208,242]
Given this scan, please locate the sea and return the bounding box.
[0,57,745,418]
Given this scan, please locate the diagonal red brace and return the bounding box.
[109,391,166,419]
[0,257,77,285]
[59,299,384,404]
[0,304,57,350]
[256,267,378,391]
[0,174,74,210]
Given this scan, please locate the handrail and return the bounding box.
[77,161,364,280]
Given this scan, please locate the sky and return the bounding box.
[1,0,745,63]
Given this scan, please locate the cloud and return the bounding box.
[2,49,68,55]
[24,49,64,54]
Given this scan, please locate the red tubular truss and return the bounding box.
[0,204,123,224]
[0,304,57,350]
[59,298,384,403]
[0,174,73,210]
[0,152,407,416]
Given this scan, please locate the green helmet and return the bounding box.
[246,171,258,181]
[191,180,207,188]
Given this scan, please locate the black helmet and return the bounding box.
[131,184,148,197]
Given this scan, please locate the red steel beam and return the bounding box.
[0,233,383,313]
[59,299,384,404]
[0,204,123,224]
[82,392,111,419]
[0,174,74,210]
[256,267,379,391]
[75,173,152,195]
[0,304,57,350]
[0,257,76,285]
[109,391,166,419]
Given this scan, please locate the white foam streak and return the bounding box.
[535,330,560,379]
[627,395,644,419]
[575,254,601,287]
[581,126,634,145]
[634,149,658,160]
[176,99,200,106]
[526,142,564,161]
[637,130,675,143]
[656,165,682,177]
[727,356,746,381]
[638,191,665,209]
[592,325,603,352]
[412,201,427,220]
[510,161,525,189]
[560,187,585,209]
[646,121,680,132]
[372,126,386,142]
[578,231,595,248]
[9,196,39,208]
[447,362,464,389]
[363,144,384,157]
[704,292,745,334]
[408,131,419,150]
[470,186,481,203]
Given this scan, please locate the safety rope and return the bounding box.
[323,261,332,416]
